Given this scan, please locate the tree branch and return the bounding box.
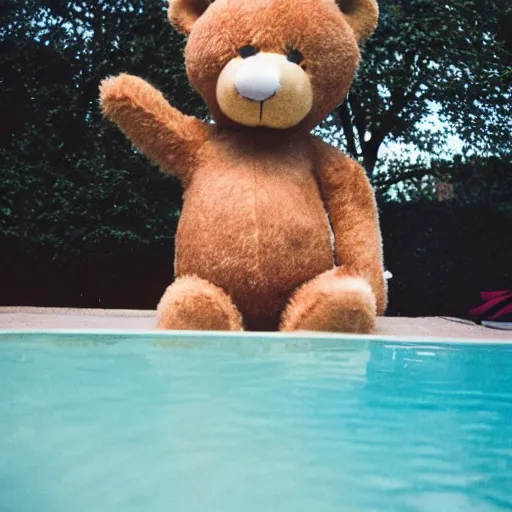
[338,102,358,159]
[372,166,445,190]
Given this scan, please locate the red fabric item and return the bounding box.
[469,292,512,318]
[489,302,512,321]
[480,290,512,301]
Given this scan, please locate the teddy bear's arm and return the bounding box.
[100,74,210,185]
[314,140,387,315]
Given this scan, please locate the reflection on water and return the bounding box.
[0,334,511,512]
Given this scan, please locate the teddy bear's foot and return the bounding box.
[280,269,377,334]
[156,275,243,331]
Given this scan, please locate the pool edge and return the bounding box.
[1,328,511,346]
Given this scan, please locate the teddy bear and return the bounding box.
[99,0,387,333]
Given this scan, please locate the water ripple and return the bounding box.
[1,335,511,511]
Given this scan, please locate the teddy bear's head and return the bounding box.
[169,0,378,131]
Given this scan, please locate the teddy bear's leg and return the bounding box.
[280,268,377,334]
[156,276,243,331]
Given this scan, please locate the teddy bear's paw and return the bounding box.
[99,74,133,109]
[280,272,377,334]
[99,74,155,116]
[156,275,244,331]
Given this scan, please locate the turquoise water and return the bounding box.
[1,332,511,512]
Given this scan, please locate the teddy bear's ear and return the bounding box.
[168,0,213,35]
[336,0,379,42]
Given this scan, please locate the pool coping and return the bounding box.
[1,327,512,346]
[1,307,511,344]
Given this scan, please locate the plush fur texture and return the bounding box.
[100,0,387,333]
[281,271,377,333]
[156,275,243,330]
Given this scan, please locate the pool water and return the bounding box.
[1,332,511,512]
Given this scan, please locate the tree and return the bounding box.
[1,0,511,260]
[1,0,203,259]
[318,0,512,178]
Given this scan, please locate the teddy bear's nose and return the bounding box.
[235,54,281,102]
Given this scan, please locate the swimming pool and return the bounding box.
[1,331,511,511]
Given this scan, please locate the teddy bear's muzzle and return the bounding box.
[216,53,313,129]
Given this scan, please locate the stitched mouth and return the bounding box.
[258,92,277,122]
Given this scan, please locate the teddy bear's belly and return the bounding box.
[175,167,334,328]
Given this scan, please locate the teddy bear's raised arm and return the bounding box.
[100,73,210,185]
[313,138,387,315]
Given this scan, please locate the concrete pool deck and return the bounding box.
[0,307,510,341]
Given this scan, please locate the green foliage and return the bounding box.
[1,0,197,259]
[1,0,511,264]
[371,154,512,207]
[0,148,181,260]
[317,0,512,176]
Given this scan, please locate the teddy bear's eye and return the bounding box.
[239,45,259,59]
[287,49,304,65]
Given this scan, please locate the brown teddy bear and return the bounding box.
[99,0,387,333]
